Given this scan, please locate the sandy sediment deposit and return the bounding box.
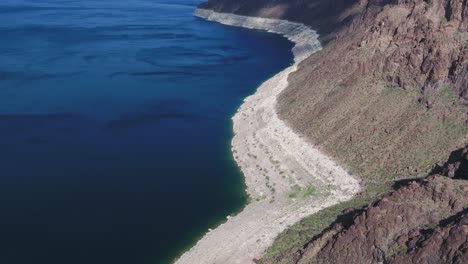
[175,9,361,264]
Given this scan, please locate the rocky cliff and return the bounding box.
[332,0,468,101]
[268,146,467,264]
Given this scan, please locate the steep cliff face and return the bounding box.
[340,0,468,100]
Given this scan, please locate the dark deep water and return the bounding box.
[0,0,294,263]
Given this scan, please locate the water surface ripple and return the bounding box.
[0,0,293,263]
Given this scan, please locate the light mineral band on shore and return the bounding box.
[175,9,361,264]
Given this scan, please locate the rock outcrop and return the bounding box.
[339,0,468,100]
[311,176,467,264]
[389,211,467,264]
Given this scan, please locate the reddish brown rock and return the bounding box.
[389,212,468,264]
[295,176,468,264]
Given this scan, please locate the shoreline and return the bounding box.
[175,9,361,264]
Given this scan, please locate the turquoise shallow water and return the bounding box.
[0,0,294,263]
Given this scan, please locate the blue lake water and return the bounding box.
[0,0,294,263]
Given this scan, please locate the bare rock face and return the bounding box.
[315,0,468,101]
[390,211,468,264]
[358,0,468,100]
[312,176,467,264]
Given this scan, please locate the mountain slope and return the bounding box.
[278,0,467,181]
[197,0,467,263]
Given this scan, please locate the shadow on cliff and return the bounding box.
[430,145,468,180]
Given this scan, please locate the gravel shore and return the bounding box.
[175,9,360,264]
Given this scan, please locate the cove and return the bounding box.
[0,0,294,263]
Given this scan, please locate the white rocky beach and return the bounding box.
[175,9,361,264]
